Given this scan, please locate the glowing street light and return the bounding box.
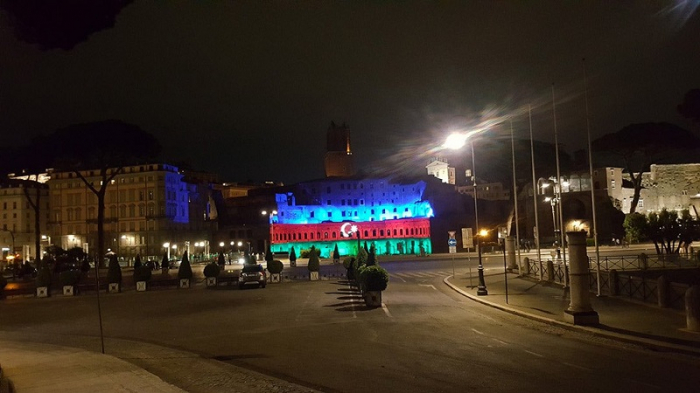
[476,229,489,295]
[262,209,278,252]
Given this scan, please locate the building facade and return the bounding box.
[324,122,356,177]
[47,163,217,263]
[268,177,433,258]
[426,157,456,185]
[0,181,49,263]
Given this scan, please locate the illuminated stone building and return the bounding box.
[0,180,49,262]
[267,177,433,258]
[46,163,218,262]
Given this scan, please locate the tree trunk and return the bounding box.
[629,172,643,214]
[97,187,106,267]
[34,189,41,262]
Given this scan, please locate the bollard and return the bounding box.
[657,275,669,308]
[608,269,618,296]
[640,253,648,270]
[564,231,599,325]
[546,260,554,282]
[522,257,530,276]
[685,286,700,332]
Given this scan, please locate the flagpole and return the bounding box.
[528,105,543,280]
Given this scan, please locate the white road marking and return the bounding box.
[382,303,393,318]
[492,338,508,345]
[471,328,485,335]
[523,350,544,358]
[563,362,591,371]
[418,284,436,290]
[390,274,407,283]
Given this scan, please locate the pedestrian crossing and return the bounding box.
[389,271,452,279]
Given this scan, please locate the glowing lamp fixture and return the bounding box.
[443,133,468,150]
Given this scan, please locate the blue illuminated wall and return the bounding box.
[268,178,433,257]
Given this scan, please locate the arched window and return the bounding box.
[324,232,329,239]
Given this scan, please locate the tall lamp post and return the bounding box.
[261,210,278,253]
[445,132,486,295]
[476,229,488,296]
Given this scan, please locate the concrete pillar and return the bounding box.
[657,275,669,308]
[565,231,599,325]
[521,257,530,276]
[506,236,517,271]
[686,286,700,332]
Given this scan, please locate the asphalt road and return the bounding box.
[1,256,699,392]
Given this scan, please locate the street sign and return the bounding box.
[498,226,507,240]
[448,238,457,246]
[449,245,457,254]
[462,228,473,248]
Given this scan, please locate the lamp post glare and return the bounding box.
[443,133,468,150]
[477,229,488,296]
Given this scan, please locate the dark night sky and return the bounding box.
[1,1,699,184]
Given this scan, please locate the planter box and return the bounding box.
[108,283,120,293]
[270,273,281,283]
[179,278,190,289]
[36,286,49,298]
[63,285,75,296]
[365,291,382,307]
[309,271,319,281]
[136,281,147,292]
[290,261,297,267]
[206,277,217,287]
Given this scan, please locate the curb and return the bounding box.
[443,276,700,357]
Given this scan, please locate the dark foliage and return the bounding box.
[0,0,135,50]
[107,255,122,284]
[178,251,193,280]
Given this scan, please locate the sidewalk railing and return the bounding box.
[589,254,700,271]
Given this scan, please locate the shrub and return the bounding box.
[36,264,53,288]
[59,270,81,286]
[356,247,368,267]
[265,245,273,263]
[178,251,193,280]
[342,257,355,269]
[300,249,311,258]
[218,252,226,267]
[268,259,284,274]
[367,247,377,266]
[289,247,297,263]
[203,262,221,278]
[307,247,320,272]
[133,265,152,282]
[360,265,389,291]
[161,253,169,270]
[133,254,142,268]
[80,258,91,273]
[333,244,340,261]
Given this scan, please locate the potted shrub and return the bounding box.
[204,262,220,287]
[133,265,152,291]
[217,252,226,270]
[307,246,320,280]
[343,257,355,281]
[134,254,143,268]
[267,259,284,283]
[289,247,297,267]
[178,251,193,288]
[35,259,53,298]
[161,253,169,273]
[333,244,340,264]
[361,265,389,307]
[107,255,122,293]
[59,269,81,296]
[265,245,273,265]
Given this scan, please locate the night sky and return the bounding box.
[1,1,699,184]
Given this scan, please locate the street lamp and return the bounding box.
[544,196,561,259]
[261,209,278,253]
[476,229,488,296]
[163,242,170,260]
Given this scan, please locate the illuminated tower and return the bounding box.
[324,121,356,177]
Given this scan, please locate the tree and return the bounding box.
[41,120,161,266]
[646,209,700,255]
[678,89,700,124]
[592,123,700,213]
[289,247,297,266]
[332,244,340,262]
[623,213,647,244]
[0,0,135,50]
[133,254,142,268]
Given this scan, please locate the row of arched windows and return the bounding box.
[273,226,429,242]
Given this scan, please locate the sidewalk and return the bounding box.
[445,272,700,356]
[0,338,320,393]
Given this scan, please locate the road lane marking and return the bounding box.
[523,350,544,358]
[563,362,591,371]
[418,284,436,290]
[382,303,393,318]
[390,274,407,282]
[492,338,508,345]
[471,328,485,335]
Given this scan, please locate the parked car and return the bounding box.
[239,264,266,289]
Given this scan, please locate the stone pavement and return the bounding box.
[0,338,320,393]
[445,271,700,356]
